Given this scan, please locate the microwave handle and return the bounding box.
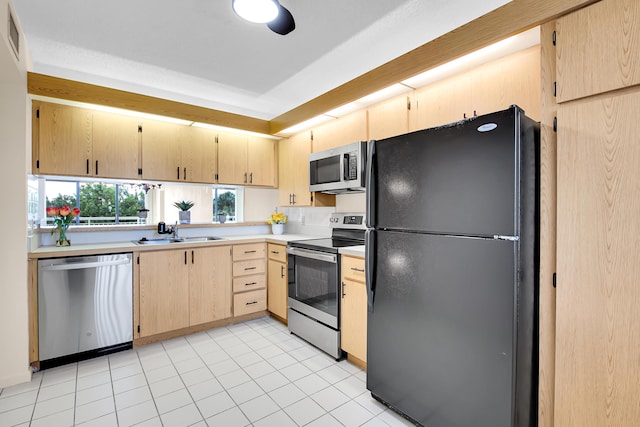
[342,153,349,181]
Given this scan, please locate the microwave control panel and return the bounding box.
[347,152,358,180]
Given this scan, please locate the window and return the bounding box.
[43,178,146,225]
[214,188,238,223]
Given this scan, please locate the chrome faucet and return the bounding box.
[171,222,179,239]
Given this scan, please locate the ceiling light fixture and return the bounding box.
[232,0,279,24]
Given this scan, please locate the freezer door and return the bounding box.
[367,231,518,427]
[372,107,525,236]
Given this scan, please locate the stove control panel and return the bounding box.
[329,212,366,229]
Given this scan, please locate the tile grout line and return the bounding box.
[135,346,165,427]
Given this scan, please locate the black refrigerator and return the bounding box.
[365,105,539,427]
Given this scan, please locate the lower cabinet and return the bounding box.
[340,255,367,363]
[138,246,232,337]
[267,243,288,321]
[232,243,267,316]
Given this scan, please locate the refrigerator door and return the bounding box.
[371,107,523,236]
[367,230,517,427]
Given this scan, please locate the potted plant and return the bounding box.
[46,205,81,246]
[267,212,288,235]
[217,209,228,224]
[173,200,194,224]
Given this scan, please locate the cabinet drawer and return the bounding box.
[233,259,266,277]
[233,243,266,261]
[342,255,365,283]
[234,289,267,316]
[268,243,287,262]
[233,274,266,293]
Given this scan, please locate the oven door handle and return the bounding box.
[286,247,337,263]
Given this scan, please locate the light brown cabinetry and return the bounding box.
[278,132,336,207]
[368,95,410,140]
[218,132,276,186]
[138,246,232,337]
[340,255,367,365]
[189,246,233,325]
[555,88,640,427]
[556,0,640,103]
[138,250,190,337]
[311,110,367,152]
[232,243,267,316]
[35,102,140,179]
[267,243,288,321]
[141,121,217,183]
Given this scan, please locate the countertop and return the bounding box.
[28,234,321,259]
[339,245,365,258]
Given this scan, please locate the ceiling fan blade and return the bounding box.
[267,1,295,35]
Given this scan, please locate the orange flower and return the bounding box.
[46,207,60,216]
[71,207,80,217]
[59,206,71,216]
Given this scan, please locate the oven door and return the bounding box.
[287,247,340,328]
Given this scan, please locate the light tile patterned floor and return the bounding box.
[0,316,415,426]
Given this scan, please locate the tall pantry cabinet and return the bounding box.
[549,0,640,425]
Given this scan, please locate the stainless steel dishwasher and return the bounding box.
[38,253,133,369]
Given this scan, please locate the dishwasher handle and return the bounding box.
[39,258,131,271]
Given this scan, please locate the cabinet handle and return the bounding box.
[351,267,365,273]
[184,167,187,180]
[86,159,89,174]
[342,281,346,298]
[244,250,256,254]
[292,194,296,205]
[244,266,256,271]
[246,301,258,305]
[271,250,279,254]
[184,251,187,265]
[289,194,293,205]
[280,265,285,278]
[177,167,180,180]
[192,250,194,264]
[249,172,253,183]
[95,160,99,175]
[244,172,247,183]
[245,282,257,286]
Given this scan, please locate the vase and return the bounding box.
[56,225,71,246]
[217,214,227,224]
[179,211,191,224]
[271,223,284,235]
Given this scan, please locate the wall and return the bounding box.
[0,0,30,387]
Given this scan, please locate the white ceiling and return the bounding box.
[13,0,511,121]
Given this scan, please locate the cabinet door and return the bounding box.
[312,110,367,152]
[278,132,312,206]
[556,0,640,102]
[92,111,140,179]
[139,250,190,337]
[141,120,182,182]
[218,132,248,185]
[368,95,410,140]
[267,258,288,320]
[555,90,640,426]
[189,246,232,325]
[183,126,217,183]
[410,73,473,131]
[278,137,296,206]
[470,46,541,121]
[247,136,276,186]
[38,103,92,176]
[341,278,367,362]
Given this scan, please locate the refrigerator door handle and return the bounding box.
[365,140,376,228]
[365,229,376,312]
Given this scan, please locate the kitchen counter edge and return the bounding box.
[28,234,319,259]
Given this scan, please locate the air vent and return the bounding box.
[7,6,19,59]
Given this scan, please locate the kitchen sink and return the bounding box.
[133,236,225,245]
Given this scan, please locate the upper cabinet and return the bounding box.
[311,110,367,152]
[35,102,140,179]
[218,132,276,187]
[556,0,640,103]
[278,132,336,208]
[141,121,217,183]
[368,95,410,140]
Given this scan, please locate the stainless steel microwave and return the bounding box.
[309,141,367,194]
